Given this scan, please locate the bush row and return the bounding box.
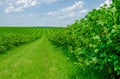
[0,33,39,54]
[50,2,120,79]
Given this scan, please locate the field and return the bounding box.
[0,2,120,79]
[0,27,74,79]
[0,27,105,79]
[0,0,120,79]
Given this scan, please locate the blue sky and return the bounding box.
[0,0,112,27]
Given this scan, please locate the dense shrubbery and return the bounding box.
[0,33,39,54]
[50,1,120,79]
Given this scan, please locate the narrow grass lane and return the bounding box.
[0,32,75,79]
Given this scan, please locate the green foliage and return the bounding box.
[0,33,38,54]
[0,27,63,54]
[112,0,120,11]
[50,3,120,79]
[112,0,120,25]
[0,28,76,79]
[0,27,43,54]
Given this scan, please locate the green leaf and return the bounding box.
[93,35,100,40]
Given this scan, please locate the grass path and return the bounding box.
[0,30,76,79]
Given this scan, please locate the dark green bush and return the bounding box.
[50,3,120,79]
[0,33,38,54]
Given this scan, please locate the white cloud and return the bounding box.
[61,1,83,12]
[97,0,112,9]
[31,0,37,6]
[16,0,37,7]
[3,0,59,14]
[15,7,23,12]
[79,9,87,13]
[47,11,59,16]
[46,1,87,19]
[4,5,15,14]
[43,0,59,3]
[4,0,38,14]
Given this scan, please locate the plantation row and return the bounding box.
[0,27,42,54]
[50,1,120,79]
[0,27,63,54]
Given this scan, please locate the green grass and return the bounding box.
[0,27,105,79]
[0,29,76,79]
